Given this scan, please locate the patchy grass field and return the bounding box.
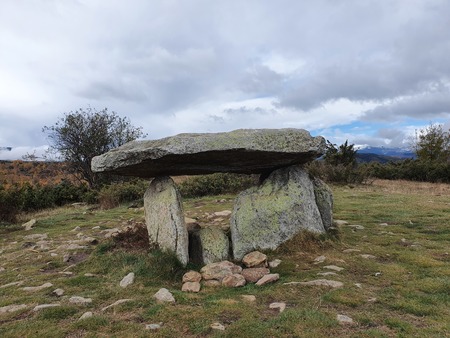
[0,180,449,337]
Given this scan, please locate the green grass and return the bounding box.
[0,181,449,337]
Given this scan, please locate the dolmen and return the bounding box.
[92,129,333,266]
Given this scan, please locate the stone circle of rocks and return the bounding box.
[92,129,333,266]
[181,251,280,292]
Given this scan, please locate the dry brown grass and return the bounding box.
[360,179,450,196]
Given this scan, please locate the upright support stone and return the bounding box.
[230,165,326,260]
[144,176,189,266]
[312,178,333,230]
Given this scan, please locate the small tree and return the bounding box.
[43,107,146,189]
[413,123,450,164]
[324,140,357,166]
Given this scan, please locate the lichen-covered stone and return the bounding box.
[313,178,333,230]
[189,228,230,265]
[91,129,325,177]
[230,165,326,260]
[144,176,188,266]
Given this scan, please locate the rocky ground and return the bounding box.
[0,180,449,337]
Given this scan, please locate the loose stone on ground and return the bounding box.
[269,302,286,313]
[101,299,133,312]
[284,279,344,288]
[119,272,135,288]
[153,288,175,303]
[0,304,28,314]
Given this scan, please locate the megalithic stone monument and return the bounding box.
[92,129,333,266]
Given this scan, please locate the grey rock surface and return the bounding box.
[92,129,325,177]
[230,165,326,260]
[189,227,230,265]
[144,176,189,266]
[312,178,333,230]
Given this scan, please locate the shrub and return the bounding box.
[307,161,371,185]
[0,182,90,224]
[178,173,258,198]
[98,179,149,209]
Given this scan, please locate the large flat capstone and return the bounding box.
[91,129,325,177]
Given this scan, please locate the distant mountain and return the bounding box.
[356,146,415,163]
[0,147,12,152]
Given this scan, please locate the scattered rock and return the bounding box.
[58,244,88,250]
[182,281,201,293]
[52,288,64,296]
[284,279,344,288]
[102,228,120,238]
[23,282,53,292]
[360,254,376,259]
[214,210,232,217]
[269,259,282,268]
[323,265,344,272]
[84,273,96,277]
[92,226,101,230]
[182,270,202,283]
[120,272,135,288]
[23,233,48,241]
[145,322,163,330]
[269,302,286,313]
[63,254,72,263]
[33,303,60,311]
[79,311,93,320]
[374,272,382,277]
[222,274,246,287]
[144,176,189,266]
[317,272,337,276]
[153,288,175,303]
[313,255,326,264]
[203,280,221,287]
[0,304,27,314]
[242,251,267,268]
[210,322,225,331]
[201,261,242,282]
[22,219,36,231]
[256,273,279,286]
[337,314,354,325]
[101,299,133,312]
[71,226,81,232]
[241,268,270,283]
[347,224,365,230]
[69,296,92,305]
[379,223,389,226]
[241,295,256,302]
[0,281,23,288]
[354,283,362,288]
[367,297,377,302]
[0,267,5,273]
[342,249,361,253]
[333,220,348,226]
[59,271,73,276]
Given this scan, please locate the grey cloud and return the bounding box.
[362,88,450,121]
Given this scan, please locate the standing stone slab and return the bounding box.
[144,176,188,266]
[231,165,326,260]
[312,178,333,230]
[189,228,230,265]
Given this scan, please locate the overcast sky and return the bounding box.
[1,0,449,160]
